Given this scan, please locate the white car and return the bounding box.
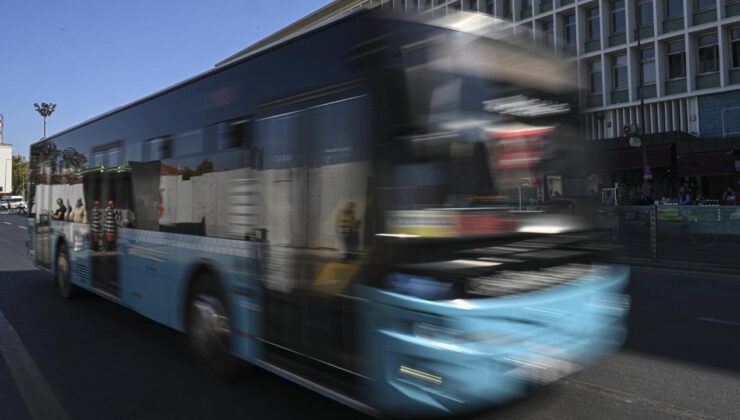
[0,196,26,211]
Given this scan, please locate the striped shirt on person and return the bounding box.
[104,207,120,235]
[91,208,103,234]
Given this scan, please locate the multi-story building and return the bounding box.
[0,144,12,195]
[221,0,740,140]
[220,0,740,200]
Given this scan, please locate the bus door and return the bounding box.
[84,168,128,298]
[36,213,52,268]
[255,97,370,394]
[34,161,54,268]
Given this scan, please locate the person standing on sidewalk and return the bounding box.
[104,200,121,251]
[67,198,88,223]
[336,202,360,261]
[50,198,67,221]
[90,200,103,251]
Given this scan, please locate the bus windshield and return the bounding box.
[380,22,584,221]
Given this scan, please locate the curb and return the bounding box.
[605,257,740,275]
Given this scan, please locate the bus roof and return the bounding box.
[31,7,372,148]
[32,10,576,149]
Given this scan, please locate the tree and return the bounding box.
[60,147,87,172]
[12,155,29,198]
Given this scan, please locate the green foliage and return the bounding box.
[12,155,29,198]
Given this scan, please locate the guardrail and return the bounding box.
[602,205,740,268]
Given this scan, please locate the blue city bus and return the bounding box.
[26,10,629,417]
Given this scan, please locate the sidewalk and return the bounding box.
[606,255,740,275]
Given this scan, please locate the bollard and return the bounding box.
[650,205,658,262]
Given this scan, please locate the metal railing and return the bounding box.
[604,205,740,268]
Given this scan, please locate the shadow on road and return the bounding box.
[623,267,740,373]
[0,269,365,420]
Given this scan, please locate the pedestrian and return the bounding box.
[336,202,359,261]
[104,200,121,251]
[50,198,67,220]
[723,187,736,205]
[90,200,103,252]
[67,198,88,223]
[679,187,692,205]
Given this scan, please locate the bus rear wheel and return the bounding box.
[186,277,240,378]
[56,243,81,299]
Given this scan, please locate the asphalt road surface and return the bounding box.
[0,213,739,420]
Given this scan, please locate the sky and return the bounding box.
[0,0,333,157]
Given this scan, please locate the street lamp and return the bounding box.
[635,5,650,200]
[4,158,10,195]
[34,102,56,138]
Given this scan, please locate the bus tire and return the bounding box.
[186,273,240,379]
[56,243,81,299]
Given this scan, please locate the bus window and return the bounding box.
[175,129,203,156]
[91,141,124,168]
[142,136,173,161]
[220,118,250,150]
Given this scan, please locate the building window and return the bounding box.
[587,7,600,40]
[613,54,628,89]
[640,47,656,84]
[665,0,682,18]
[486,0,495,15]
[542,19,554,46]
[502,0,511,18]
[731,28,740,69]
[667,40,686,79]
[564,14,576,45]
[611,0,626,34]
[637,0,653,27]
[698,33,719,74]
[520,0,532,13]
[464,0,479,11]
[695,0,714,11]
[589,60,603,93]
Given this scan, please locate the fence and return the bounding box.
[604,205,740,268]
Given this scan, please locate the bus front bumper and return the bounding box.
[365,265,630,416]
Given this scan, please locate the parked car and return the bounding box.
[0,196,26,210]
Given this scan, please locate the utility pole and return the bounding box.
[34,103,56,138]
[636,5,650,199]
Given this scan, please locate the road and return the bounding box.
[0,212,738,419]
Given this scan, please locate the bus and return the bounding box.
[27,10,629,417]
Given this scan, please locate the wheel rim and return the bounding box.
[189,295,230,359]
[56,253,69,294]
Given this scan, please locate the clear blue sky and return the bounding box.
[0,0,332,157]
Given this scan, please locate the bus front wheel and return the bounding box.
[186,275,240,378]
[56,243,81,299]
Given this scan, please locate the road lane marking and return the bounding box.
[3,221,11,225]
[564,378,714,419]
[18,226,27,230]
[698,317,740,327]
[0,308,69,420]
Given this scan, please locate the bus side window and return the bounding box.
[222,118,250,150]
[204,117,252,153]
[142,136,173,161]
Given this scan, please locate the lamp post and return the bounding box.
[636,4,650,199]
[4,158,10,195]
[34,102,56,138]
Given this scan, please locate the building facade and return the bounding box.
[224,0,740,141]
[220,0,740,202]
[0,143,12,195]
